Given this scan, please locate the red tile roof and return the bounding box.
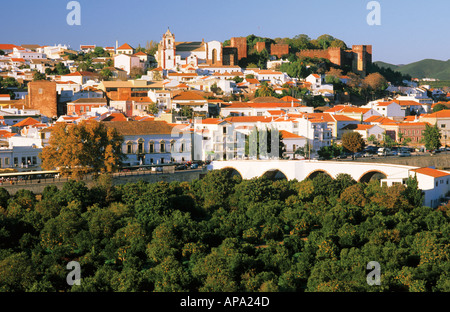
[0,44,19,50]
[197,118,227,125]
[101,112,128,121]
[280,96,301,103]
[224,116,273,123]
[12,117,40,127]
[172,91,205,101]
[411,167,450,178]
[279,130,305,139]
[117,43,133,50]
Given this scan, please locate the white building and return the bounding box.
[10,47,45,60]
[364,100,405,120]
[279,130,307,159]
[36,44,69,60]
[410,168,450,208]
[155,29,225,70]
[56,81,82,103]
[114,54,142,75]
[103,120,192,165]
[305,74,334,96]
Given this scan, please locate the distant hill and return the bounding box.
[375,59,450,80]
[373,61,399,71]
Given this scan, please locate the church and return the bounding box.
[155,29,236,70]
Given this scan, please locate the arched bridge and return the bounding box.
[209,160,417,183]
[208,160,450,208]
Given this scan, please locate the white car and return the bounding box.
[152,166,163,172]
[377,148,393,156]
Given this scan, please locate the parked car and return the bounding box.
[398,151,411,157]
[152,166,163,172]
[377,148,393,156]
[190,163,199,169]
[175,164,187,170]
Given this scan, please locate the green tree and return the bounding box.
[422,123,442,151]
[432,103,448,113]
[32,71,46,81]
[255,82,275,98]
[382,132,396,149]
[316,34,335,49]
[317,143,343,160]
[99,68,112,81]
[147,103,159,115]
[0,252,37,291]
[180,106,193,119]
[404,175,425,208]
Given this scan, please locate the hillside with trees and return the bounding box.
[1,170,449,292]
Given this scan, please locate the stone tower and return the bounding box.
[157,28,176,70]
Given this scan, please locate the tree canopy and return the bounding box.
[0,169,448,292]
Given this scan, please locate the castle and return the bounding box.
[156,29,372,76]
[155,29,292,70]
[297,45,372,76]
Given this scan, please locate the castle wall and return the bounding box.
[26,81,58,118]
[230,37,247,60]
[270,43,289,58]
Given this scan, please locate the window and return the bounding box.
[161,158,165,164]
[5,158,9,166]
[170,140,175,152]
[149,141,154,153]
[160,141,165,153]
[127,143,133,154]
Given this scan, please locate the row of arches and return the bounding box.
[221,167,388,183]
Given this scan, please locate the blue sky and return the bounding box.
[3,0,450,64]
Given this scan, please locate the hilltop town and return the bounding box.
[0,30,449,177]
[1,27,450,296]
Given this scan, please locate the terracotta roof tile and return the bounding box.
[411,167,450,178]
[103,120,174,135]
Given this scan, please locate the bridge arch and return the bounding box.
[358,170,387,183]
[221,167,243,180]
[306,169,334,180]
[261,169,288,181]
